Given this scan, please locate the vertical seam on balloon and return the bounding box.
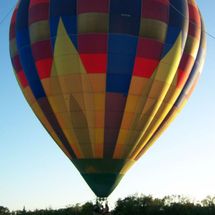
[104,1,142,158]
[46,0,77,159]
[175,15,205,107]
[103,0,111,159]
[46,1,74,158]
[44,1,83,159]
[100,0,111,159]
[50,0,89,156]
[112,0,143,159]
[16,0,77,159]
[140,0,200,149]
[135,22,206,160]
[77,0,96,158]
[33,1,78,159]
[133,1,195,159]
[48,0,86,159]
[117,0,171,159]
[135,5,206,160]
[67,0,88,158]
[127,0,176,159]
[78,3,94,158]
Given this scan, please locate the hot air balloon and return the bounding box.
[9,0,206,198]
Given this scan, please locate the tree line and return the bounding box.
[1,195,215,215]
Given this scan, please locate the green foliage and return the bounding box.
[0,206,10,215]
[113,195,164,215]
[3,195,215,215]
[113,195,215,215]
[80,202,94,215]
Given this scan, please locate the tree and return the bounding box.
[0,206,10,214]
[80,202,94,215]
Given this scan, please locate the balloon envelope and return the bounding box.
[10,0,206,197]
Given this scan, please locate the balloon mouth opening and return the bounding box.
[72,159,135,197]
[82,173,124,197]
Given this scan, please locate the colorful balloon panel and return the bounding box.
[10,0,206,197]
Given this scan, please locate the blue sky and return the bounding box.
[0,0,215,211]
